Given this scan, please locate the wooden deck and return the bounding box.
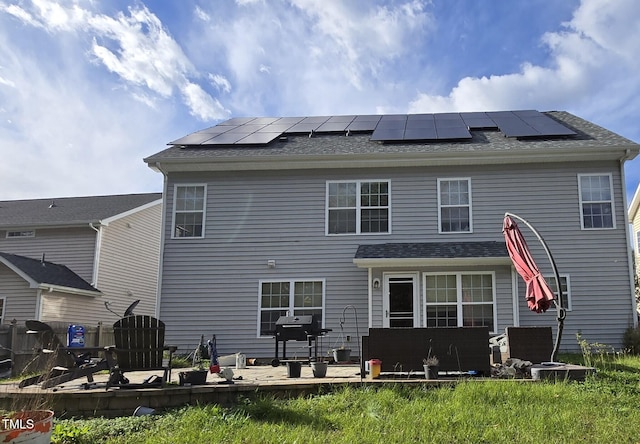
[0,364,471,418]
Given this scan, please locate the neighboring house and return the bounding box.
[0,193,162,325]
[144,111,639,357]
[628,185,640,283]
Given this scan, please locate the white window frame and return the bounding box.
[0,297,4,324]
[437,178,473,234]
[578,173,616,230]
[548,274,572,311]
[423,271,497,333]
[257,279,326,337]
[171,184,206,239]
[6,230,35,238]
[325,180,391,235]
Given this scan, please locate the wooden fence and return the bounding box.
[0,320,115,376]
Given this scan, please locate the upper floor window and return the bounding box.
[326,181,390,234]
[6,230,35,238]
[438,178,472,233]
[258,280,324,336]
[172,185,206,238]
[578,174,615,229]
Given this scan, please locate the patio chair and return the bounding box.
[505,326,553,364]
[105,315,177,389]
[19,320,109,389]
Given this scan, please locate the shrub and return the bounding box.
[623,326,640,354]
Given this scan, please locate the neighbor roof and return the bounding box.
[0,252,100,295]
[0,193,162,229]
[145,111,639,173]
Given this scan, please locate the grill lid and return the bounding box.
[275,315,314,326]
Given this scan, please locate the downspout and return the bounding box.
[154,163,169,319]
[89,222,102,287]
[619,149,638,327]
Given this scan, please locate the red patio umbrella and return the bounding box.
[503,213,566,361]
[503,215,555,313]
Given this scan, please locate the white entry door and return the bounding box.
[383,273,418,328]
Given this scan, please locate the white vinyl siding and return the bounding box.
[424,272,495,332]
[258,279,325,337]
[578,174,615,229]
[438,178,472,233]
[326,180,390,235]
[172,185,206,238]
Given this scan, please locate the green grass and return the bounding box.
[52,354,640,444]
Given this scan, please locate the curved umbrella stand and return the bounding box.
[504,212,567,362]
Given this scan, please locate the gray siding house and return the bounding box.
[0,193,162,325]
[145,111,639,358]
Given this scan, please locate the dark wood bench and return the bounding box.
[105,315,176,389]
[505,326,553,363]
[361,327,491,376]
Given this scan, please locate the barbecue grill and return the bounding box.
[271,315,331,366]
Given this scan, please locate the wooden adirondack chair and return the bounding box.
[19,320,109,389]
[105,315,177,389]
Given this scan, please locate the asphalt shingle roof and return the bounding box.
[0,193,161,228]
[144,111,639,164]
[354,241,508,259]
[0,252,99,292]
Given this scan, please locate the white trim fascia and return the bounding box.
[37,284,102,298]
[511,267,520,327]
[0,257,39,287]
[156,174,169,318]
[367,268,373,329]
[145,144,639,173]
[101,199,162,225]
[353,257,512,268]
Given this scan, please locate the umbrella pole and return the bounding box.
[505,212,567,362]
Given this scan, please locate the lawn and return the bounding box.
[52,354,640,444]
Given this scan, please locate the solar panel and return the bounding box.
[236,132,281,145]
[300,116,331,124]
[170,132,222,145]
[257,123,295,133]
[519,115,576,136]
[250,117,281,125]
[487,112,538,137]
[404,127,438,140]
[435,126,472,139]
[206,132,248,144]
[352,115,382,121]
[198,125,233,134]
[370,128,405,141]
[460,112,497,129]
[327,115,357,122]
[316,122,351,132]
[286,123,323,133]
[346,120,379,132]
[225,124,269,133]
[220,117,256,126]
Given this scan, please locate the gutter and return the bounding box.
[89,222,102,287]
[38,284,102,298]
[619,148,639,327]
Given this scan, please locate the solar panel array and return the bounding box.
[170,110,576,146]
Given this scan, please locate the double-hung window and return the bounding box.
[424,272,495,332]
[326,180,390,234]
[259,280,325,336]
[172,185,206,238]
[578,174,615,229]
[438,178,472,233]
[548,274,572,311]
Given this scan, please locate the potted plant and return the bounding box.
[310,336,328,378]
[332,346,351,363]
[423,355,439,380]
[179,343,209,385]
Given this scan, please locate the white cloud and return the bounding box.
[209,73,231,93]
[194,5,209,22]
[3,1,224,122]
[408,0,640,115]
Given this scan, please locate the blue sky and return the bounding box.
[1,0,639,203]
